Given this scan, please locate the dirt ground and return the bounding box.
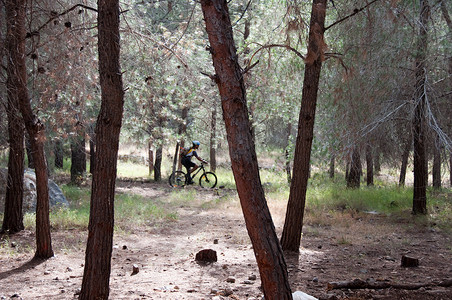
[1,180,452,300]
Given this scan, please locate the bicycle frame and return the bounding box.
[187,164,206,181]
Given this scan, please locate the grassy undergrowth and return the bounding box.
[2,162,451,252]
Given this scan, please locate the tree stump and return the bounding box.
[195,249,217,263]
[401,255,419,267]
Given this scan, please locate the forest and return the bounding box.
[0,0,452,299]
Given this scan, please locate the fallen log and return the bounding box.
[327,278,452,291]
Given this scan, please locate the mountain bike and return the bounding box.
[168,163,217,188]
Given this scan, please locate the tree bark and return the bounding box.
[280,0,327,254]
[399,133,411,186]
[25,137,34,169]
[347,146,361,189]
[200,1,292,298]
[439,0,451,187]
[154,146,162,182]
[432,134,441,189]
[284,123,292,184]
[412,0,429,215]
[329,154,335,179]
[366,143,374,186]
[70,135,86,185]
[54,140,64,169]
[148,140,154,176]
[171,142,180,176]
[1,63,25,234]
[89,125,96,174]
[6,0,53,259]
[210,104,217,172]
[374,149,381,175]
[79,0,124,298]
[177,107,188,171]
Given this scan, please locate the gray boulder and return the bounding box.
[0,168,69,214]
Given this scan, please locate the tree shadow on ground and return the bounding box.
[0,256,46,280]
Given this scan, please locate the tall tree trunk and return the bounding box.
[280,0,327,253]
[366,143,374,186]
[79,0,124,298]
[54,139,64,169]
[399,134,411,186]
[412,0,429,215]
[329,154,335,179]
[89,125,96,174]
[25,137,34,169]
[284,123,292,184]
[347,146,361,189]
[177,107,189,171]
[6,0,53,259]
[440,0,451,188]
[432,134,441,189]
[200,1,292,298]
[1,70,25,234]
[450,153,452,187]
[172,142,180,176]
[70,135,86,185]
[148,140,154,176]
[154,146,162,182]
[374,149,381,175]
[210,104,217,172]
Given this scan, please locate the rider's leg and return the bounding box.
[187,164,198,184]
[190,164,199,174]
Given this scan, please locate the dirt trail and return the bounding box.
[1,181,452,299]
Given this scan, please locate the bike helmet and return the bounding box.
[192,140,200,146]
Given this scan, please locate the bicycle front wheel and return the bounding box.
[199,172,217,188]
[169,171,186,187]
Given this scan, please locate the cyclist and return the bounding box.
[181,140,208,184]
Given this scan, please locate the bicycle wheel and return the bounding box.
[169,171,186,187]
[199,172,217,188]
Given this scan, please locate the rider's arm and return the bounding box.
[194,152,208,164]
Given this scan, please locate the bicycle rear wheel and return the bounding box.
[169,171,186,187]
[199,172,217,188]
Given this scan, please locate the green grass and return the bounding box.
[115,193,177,232]
[117,161,152,179]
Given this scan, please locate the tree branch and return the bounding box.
[34,4,98,34]
[328,278,452,291]
[325,0,382,31]
[248,44,305,68]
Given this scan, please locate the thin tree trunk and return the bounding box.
[70,135,86,185]
[25,137,34,169]
[412,0,429,215]
[329,154,335,179]
[366,143,374,186]
[450,153,452,187]
[284,123,292,184]
[210,104,217,172]
[432,134,441,189]
[439,0,451,188]
[148,140,154,176]
[399,134,411,187]
[6,0,53,259]
[154,146,162,182]
[79,0,124,297]
[374,149,381,175]
[1,71,25,234]
[281,0,327,253]
[347,146,361,189]
[172,141,180,176]
[54,139,64,169]
[177,107,188,171]
[200,1,292,298]
[89,125,96,174]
